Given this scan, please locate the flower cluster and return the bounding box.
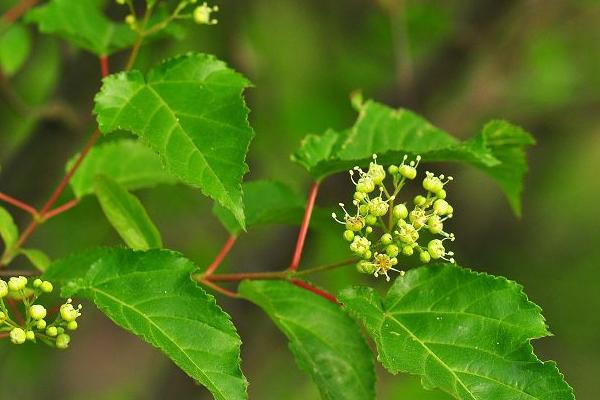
[0,276,82,349]
[332,154,456,281]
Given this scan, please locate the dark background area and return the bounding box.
[0,0,599,398]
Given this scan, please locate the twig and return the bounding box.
[1,0,38,24]
[6,298,24,325]
[204,235,237,276]
[0,269,40,277]
[288,181,320,271]
[290,279,338,304]
[99,55,109,78]
[0,192,38,217]
[43,198,80,221]
[199,279,239,298]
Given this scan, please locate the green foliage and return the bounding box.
[19,248,51,272]
[94,53,254,228]
[339,264,574,400]
[45,248,248,400]
[292,99,534,215]
[213,180,306,234]
[26,0,136,55]
[0,22,31,76]
[0,206,18,250]
[68,139,177,198]
[94,175,163,250]
[240,280,376,400]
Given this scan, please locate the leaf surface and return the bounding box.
[94,53,254,227]
[19,248,51,272]
[94,175,162,250]
[26,0,135,55]
[45,248,248,400]
[339,264,574,400]
[0,23,31,76]
[0,206,18,250]
[240,280,376,400]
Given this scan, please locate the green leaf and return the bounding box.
[213,180,306,234]
[45,248,248,400]
[19,248,51,272]
[94,53,254,228]
[68,139,177,198]
[292,100,534,215]
[339,263,574,400]
[94,175,162,250]
[26,0,136,55]
[0,206,18,250]
[0,23,31,76]
[239,280,375,400]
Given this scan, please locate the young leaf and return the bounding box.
[339,263,574,400]
[292,100,534,215]
[44,248,248,400]
[0,23,31,76]
[19,248,51,272]
[94,53,254,228]
[68,139,177,198]
[239,280,376,400]
[213,180,306,234]
[0,206,18,250]
[94,175,162,250]
[26,0,136,56]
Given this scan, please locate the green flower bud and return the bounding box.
[8,276,27,292]
[343,230,355,242]
[353,192,367,202]
[57,327,65,334]
[436,189,447,199]
[399,164,417,180]
[368,162,386,185]
[0,280,7,298]
[419,251,431,263]
[36,320,47,330]
[392,204,408,220]
[365,226,373,234]
[0,311,5,322]
[356,260,376,274]
[380,233,393,245]
[358,204,369,215]
[356,175,375,193]
[369,197,389,217]
[25,330,35,341]
[423,172,443,194]
[386,244,399,257]
[116,0,126,4]
[46,326,58,337]
[59,300,82,322]
[10,328,26,344]
[427,239,445,260]
[365,215,377,226]
[33,279,42,288]
[29,305,47,320]
[40,281,53,294]
[55,333,71,350]
[427,215,444,234]
[413,195,426,206]
[125,14,136,26]
[402,245,414,256]
[67,321,78,331]
[433,199,451,215]
[388,165,398,175]
[362,250,372,260]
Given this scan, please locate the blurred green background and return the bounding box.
[1,0,599,398]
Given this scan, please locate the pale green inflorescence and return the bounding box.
[332,154,456,281]
[0,277,82,349]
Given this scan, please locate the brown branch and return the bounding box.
[1,0,38,24]
[288,181,320,271]
[0,192,38,217]
[204,235,237,276]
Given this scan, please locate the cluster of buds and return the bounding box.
[0,277,82,350]
[116,0,219,30]
[332,154,456,281]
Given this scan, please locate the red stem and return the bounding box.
[0,192,37,216]
[290,279,338,304]
[99,55,109,78]
[204,235,237,276]
[43,198,80,221]
[1,0,38,24]
[0,333,8,339]
[200,279,239,298]
[288,181,320,271]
